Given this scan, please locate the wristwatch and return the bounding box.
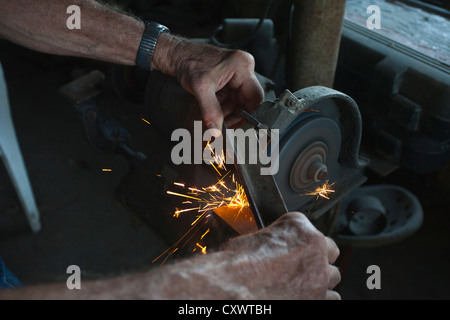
[137,21,170,71]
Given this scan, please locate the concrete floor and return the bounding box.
[0,19,449,299]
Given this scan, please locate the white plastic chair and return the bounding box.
[0,62,41,233]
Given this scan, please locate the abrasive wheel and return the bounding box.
[275,114,342,211]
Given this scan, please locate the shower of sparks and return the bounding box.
[153,142,251,265]
[205,141,227,172]
[301,180,336,200]
[166,175,249,219]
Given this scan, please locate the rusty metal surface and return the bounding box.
[288,0,347,90]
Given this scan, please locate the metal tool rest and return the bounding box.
[0,62,41,233]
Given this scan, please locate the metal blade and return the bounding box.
[223,124,288,229]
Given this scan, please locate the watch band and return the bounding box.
[137,21,170,71]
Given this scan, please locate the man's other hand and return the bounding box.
[152,34,265,131]
[223,212,341,300]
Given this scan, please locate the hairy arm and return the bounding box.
[0,213,341,300]
[0,0,264,129]
[0,0,143,65]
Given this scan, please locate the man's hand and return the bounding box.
[143,212,341,300]
[153,33,265,130]
[0,0,263,131]
[221,212,341,300]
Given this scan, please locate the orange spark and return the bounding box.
[166,191,202,201]
[301,180,336,200]
[210,161,222,177]
[196,243,207,255]
[174,206,201,216]
[188,187,205,193]
[191,213,206,226]
[201,228,210,239]
[141,118,151,125]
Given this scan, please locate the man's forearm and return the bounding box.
[0,0,265,130]
[0,0,144,65]
[0,251,246,300]
[0,213,341,300]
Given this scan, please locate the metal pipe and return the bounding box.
[288,0,347,90]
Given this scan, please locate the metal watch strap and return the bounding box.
[137,21,170,71]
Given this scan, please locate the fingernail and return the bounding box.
[210,128,222,138]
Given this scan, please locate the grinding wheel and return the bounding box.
[275,114,342,211]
